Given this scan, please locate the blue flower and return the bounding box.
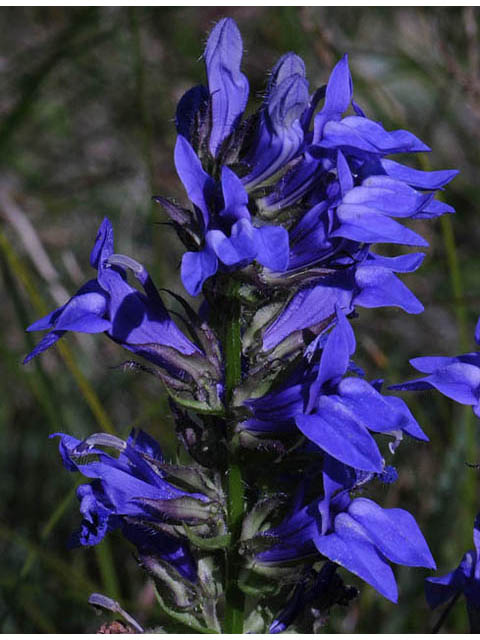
[174,136,289,296]
[244,307,427,471]
[24,218,200,371]
[262,251,425,352]
[258,53,457,214]
[169,18,457,310]
[242,52,310,189]
[53,429,208,581]
[257,455,435,603]
[204,18,249,158]
[425,515,480,612]
[390,351,480,418]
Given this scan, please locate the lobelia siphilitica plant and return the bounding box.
[24,17,458,634]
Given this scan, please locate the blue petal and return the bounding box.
[378,394,428,441]
[23,330,65,364]
[90,218,114,269]
[123,522,197,582]
[204,18,249,156]
[181,247,218,297]
[473,514,480,558]
[262,281,354,351]
[126,428,163,462]
[243,63,309,188]
[409,355,473,373]
[366,252,425,273]
[243,371,305,430]
[259,153,323,212]
[69,460,185,518]
[52,289,110,334]
[243,53,309,189]
[26,305,65,332]
[269,583,305,634]
[74,483,116,547]
[410,363,480,405]
[174,135,215,228]
[175,85,209,142]
[51,432,93,472]
[381,159,459,190]
[337,377,427,439]
[313,54,352,140]
[308,307,355,410]
[254,225,289,272]
[206,219,257,266]
[337,150,354,196]
[27,280,110,335]
[313,513,398,602]
[354,265,424,314]
[347,498,436,568]
[220,166,251,222]
[333,206,429,247]
[343,176,432,218]
[319,454,356,534]
[268,52,306,89]
[100,268,198,355]
[412,199,454,219]
[319,116,430,155]
[257,505,318,563]
[267,70,309,131]
[425,363,480,405]
[288,202,332,271]
[296,397,383,472]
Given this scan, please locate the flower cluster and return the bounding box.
[24,17,458,634]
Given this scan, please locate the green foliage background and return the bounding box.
[1,6,479,633]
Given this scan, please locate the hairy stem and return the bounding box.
[223,280,245,633]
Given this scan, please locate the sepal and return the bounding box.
[183,524,231,551]
[169,401,227,468]
[139,495,220,525]
[238,563,296,597]
[154,586,218,634]
[241,495,285,542]
[153,463,222,502]
[145,345,223,413]
[153,195,195,227]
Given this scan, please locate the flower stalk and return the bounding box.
[223,279,245,633]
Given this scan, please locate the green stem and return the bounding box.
[223,281,245,633]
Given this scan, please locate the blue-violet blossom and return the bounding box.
[243,307,427,471]
[53,428,207,581]
[24,218,200,372]
[257,455,435,603]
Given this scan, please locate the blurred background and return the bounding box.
[0,6,479,633]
